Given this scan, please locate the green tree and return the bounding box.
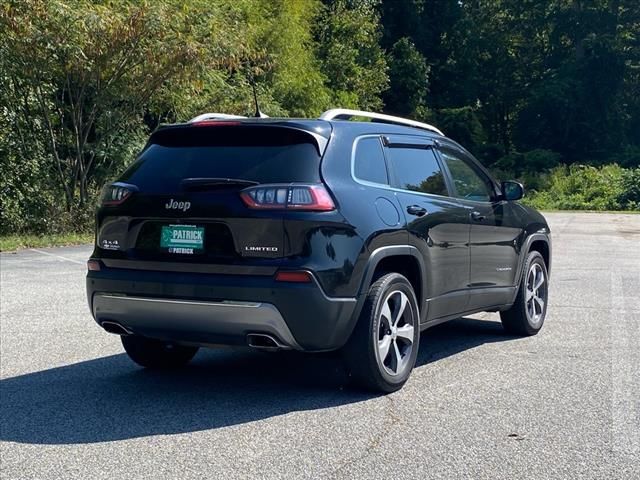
[436,107,487,156]
[383,37,430,118]
[1,0,237,208]
[513,0,636,164]
[315,0,388,110]
[257,0,331,116]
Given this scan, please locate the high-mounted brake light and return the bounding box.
[240,184,335,211]
[192,120,241,127]
[101,183,135,206]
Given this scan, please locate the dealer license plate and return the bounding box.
[160,225,204,254]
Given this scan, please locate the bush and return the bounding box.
[618,168,640,210]
[523,164,635,211]
[489,149,561,193]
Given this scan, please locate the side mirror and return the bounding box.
[501,181,524,201]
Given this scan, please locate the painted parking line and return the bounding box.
[610,270,640,455]
[29,248,85,265]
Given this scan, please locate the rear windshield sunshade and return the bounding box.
[119,126,322,193]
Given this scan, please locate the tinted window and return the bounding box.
[440,150,492,202]
[354,137,388,184]
[386,147,448,196]
[120,126,321,193]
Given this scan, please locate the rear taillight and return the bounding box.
[240,184,335,211]
[101,183,136,206]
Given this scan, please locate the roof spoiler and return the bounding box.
[151,119,330,155]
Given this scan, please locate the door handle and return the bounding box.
[470,211,486,221]
[407,205,427,217]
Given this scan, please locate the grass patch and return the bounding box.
[0,232,93,252]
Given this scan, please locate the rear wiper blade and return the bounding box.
[180,177,259,190]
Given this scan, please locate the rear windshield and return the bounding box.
[119,126,321,192]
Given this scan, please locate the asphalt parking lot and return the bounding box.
[1,212,638,479]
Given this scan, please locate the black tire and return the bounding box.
[121,335,198,369]
[343,273,420,393]
[501,251,549,336]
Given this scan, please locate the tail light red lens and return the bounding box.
[87,259,101,271]
[240,184,335,211]
[275,271,313,283]
[101,183,135,206]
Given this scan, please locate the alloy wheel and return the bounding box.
[525,263,546,325]
[376,290,415,376]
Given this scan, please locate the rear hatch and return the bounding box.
[95,121,332,270]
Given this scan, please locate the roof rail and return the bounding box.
[188,113,247,123]
[319,109,443,136]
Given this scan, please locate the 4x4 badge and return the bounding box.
[165,199,191,212]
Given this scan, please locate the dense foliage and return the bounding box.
[1,0,639,235]
[525,165,640,211]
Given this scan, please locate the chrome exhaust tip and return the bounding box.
[246,333,288,352]
[101,321,133,336]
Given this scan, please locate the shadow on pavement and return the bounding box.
[415,316,516,367]
[0,317,516,445]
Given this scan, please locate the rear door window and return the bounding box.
[386,147,448,197]
[120,126,322,193]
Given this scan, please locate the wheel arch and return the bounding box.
[356,246,426,322]
[529,239,551,276]
[511,232,552,303]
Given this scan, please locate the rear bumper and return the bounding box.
[93,294,303,349]
[87,266,358,351]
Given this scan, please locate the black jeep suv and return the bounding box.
[87,109,551,392]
